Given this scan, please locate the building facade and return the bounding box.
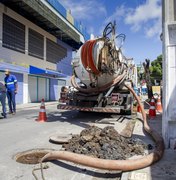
[0,0,89,104]
[162,0,176,148]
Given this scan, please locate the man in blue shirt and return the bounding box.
[4,69,18,115]
[0,82,7,118]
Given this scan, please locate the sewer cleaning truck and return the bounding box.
[58,22,135,114]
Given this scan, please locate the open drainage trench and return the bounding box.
[13,85,164,179]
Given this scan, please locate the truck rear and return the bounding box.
[58,22,135,114]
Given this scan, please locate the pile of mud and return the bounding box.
[63,126,147,160]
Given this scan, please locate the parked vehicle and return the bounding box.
[58,22,135,114]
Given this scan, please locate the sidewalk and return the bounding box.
[121,113,176,180]
[0,101,58,111]
[16,101,58,110]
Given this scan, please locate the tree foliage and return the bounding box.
[149,55,162,84]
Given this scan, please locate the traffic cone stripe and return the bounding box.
[150,106,155,110]
[40,109,46,112]
[41,102,45,106]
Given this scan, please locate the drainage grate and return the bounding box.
[14,148,54,164]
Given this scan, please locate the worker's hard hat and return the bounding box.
[5,69,10,75]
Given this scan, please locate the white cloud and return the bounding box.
[58,0,107,21]
[145,19,161,38]
[58,0,107,35]
[96,5,127,36]
[58,0,162,39]
[104,5,126,24]
[124,0,161,37]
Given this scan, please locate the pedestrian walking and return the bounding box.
[4,69,18,115]
[0,82,7,118]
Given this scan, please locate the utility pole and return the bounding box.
[162,0,176,148]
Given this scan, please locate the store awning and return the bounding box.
[29,65,67,78]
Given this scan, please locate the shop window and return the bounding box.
[2,14,25,53]
[46,38,67,63]
[28,28,44,59]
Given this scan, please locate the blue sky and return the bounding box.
[59,0,162,64]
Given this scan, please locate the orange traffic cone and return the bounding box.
[149,99,156,118]
[156,97,162,113]
[36,99,47,122]
[150,97,155,105]
[137,96,142,113]
[137,104,141,113]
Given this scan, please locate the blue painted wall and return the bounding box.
[13,72,23,104]
[74,20,89,40]
[49,79,58,100]
[57,39,73,76]
[46,0,67,18]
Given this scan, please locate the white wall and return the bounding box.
[23,73,28,104]
[162,0,176,148]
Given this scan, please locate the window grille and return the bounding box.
[2,14,25,53]
[46,38,67,63]
[28,28,44,59]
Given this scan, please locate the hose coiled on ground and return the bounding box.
[40,84,164,172]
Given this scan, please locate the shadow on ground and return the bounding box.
[52,160,121,179]
[46,111,114,128]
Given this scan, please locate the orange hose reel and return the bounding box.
[81,40,100,75]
